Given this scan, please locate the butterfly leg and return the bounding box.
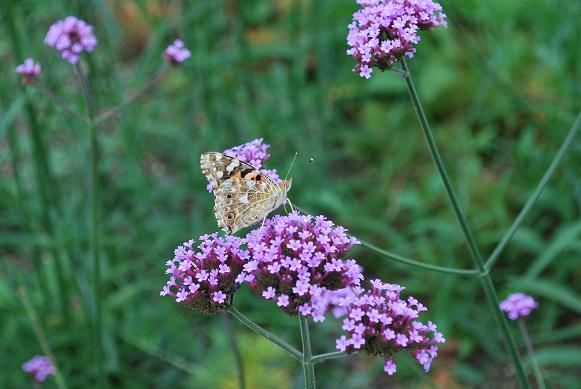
[286,198,295,213]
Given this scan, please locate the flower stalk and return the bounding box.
[299,316,316,389]
[222,313,246,389]
[399,57,530,388]
[74,62,105,389]
[518,320,546,389]
[227,306,303,362]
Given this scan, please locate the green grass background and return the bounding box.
[1,0,580,387]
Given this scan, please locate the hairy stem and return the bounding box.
[400,58,530,388]
[299,316,316,389]
[227,306,302,362]
[222,313,246,389]
[94,64,168,124]
[74,62,105,389]
[518,320,546,389]
[486,112,581,269]
[18,287,69,389]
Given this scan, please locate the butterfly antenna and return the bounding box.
[284,152,298,182]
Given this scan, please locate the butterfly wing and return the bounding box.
[200,152,257,191]
[214,178,282,234]
[200,152,285,234]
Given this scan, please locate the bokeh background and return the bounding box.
[1,0,580,388]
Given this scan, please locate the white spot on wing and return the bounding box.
[216,171,223,178]
[239,195,249,204]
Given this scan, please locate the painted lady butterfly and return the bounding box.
[200,152,292,234]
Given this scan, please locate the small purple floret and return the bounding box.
[500,293,539,320]
[15,58,41,85]
[244,212,363,322]
[45,16,97,64]
[347,0,447,78]
[335,279,445,375]
[22,355,56,383]
[164,39,191,65]
[161,234,249,313]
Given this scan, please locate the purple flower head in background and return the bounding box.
[207,138,281,192]
[15,58,42,85]
[500,293,539,320]
[161,234,250,313]
[22,355,56,383]
[164,39,191,65]
[347,0,447,78]
[45,16,97,64]
[335,279,445,375]
[244,212,363,322]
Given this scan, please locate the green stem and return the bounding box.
[222,313,246,389]
[295,205,478,276]
[227,306,302,362]
[36,84,88,123]
[518,320,546,389]
[311,351,349,364]
[74,62,104,389]
[360,238,479,276]
[3,2,69,319]
[400,58,530,389]
[18,287,69,389]
[299,316,316,389]
[485,112,581,269]
[94,64,168,124]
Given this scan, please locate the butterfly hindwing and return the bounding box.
[214,178,280,233]
[200,151,287,234]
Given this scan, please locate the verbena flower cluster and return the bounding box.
[44,16,97,64]
[15,58,41,85]
[22,355,56,383]
[244,212,363,322]
[207,138,281,192]
[164,39,191,65]
[347,0,447,78]
[160,234,249,313]
[500,293,539,320]
[335,279,445,375]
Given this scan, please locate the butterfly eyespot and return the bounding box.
[226,212,235,220]
[226,194,233,199]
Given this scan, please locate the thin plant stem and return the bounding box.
[3,3,69,320]
[485,112,581,269]
[299,316,316,389]
[518,320,546,389]
[36,83,88,123]
[94,64,168,124]
[18,287,69,389]
[294,205,478,276]
[227,306,302,362]
[400,58,530,388]
[222,313,246,389]
[74,62,104,389]
[359,238,479,276]
[311,351,350,364]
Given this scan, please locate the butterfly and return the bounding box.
[200,152,292,234]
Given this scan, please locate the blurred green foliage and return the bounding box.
[1,0,580,387]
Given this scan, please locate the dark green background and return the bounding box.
[1,0,580,387]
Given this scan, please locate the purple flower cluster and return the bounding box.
[22,355,55,383]
[15,58,42,85]
[207,138,281,192]
[335,279,445,375]
[160,234,250,313]
[164,39,191,65]
[244,212,363,322]
[347,0,447,78]
[500,293,539,320]
[44,16,97,64]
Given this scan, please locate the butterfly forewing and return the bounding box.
[200,152,288,234]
